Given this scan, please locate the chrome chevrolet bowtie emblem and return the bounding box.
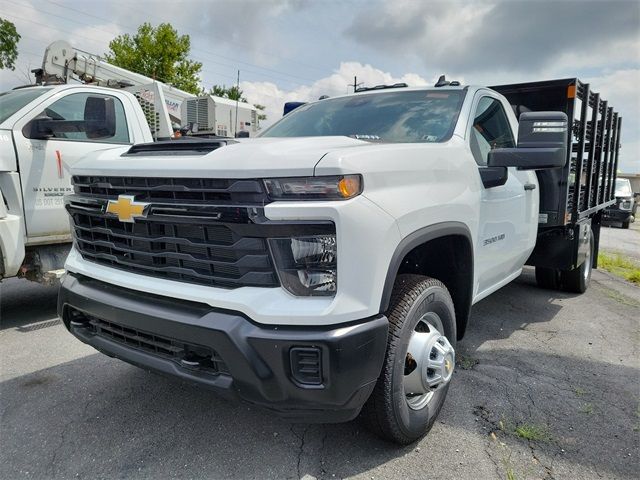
[105,195,150,223]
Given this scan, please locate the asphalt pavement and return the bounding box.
[1,236,639,479]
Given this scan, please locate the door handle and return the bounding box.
[524,183,536,191]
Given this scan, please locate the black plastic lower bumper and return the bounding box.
[58,273,389,423]
[603,207,633,224]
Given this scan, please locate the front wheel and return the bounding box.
[361,274,456,444]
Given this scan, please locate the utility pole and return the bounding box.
[234,69,240,137]
[349,76,363,93]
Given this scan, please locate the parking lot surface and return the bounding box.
[1,259,639,478]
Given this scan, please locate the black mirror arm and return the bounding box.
[488,147,566,170]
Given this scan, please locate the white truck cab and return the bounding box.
[0,85,152,281]
[57,78,621,444]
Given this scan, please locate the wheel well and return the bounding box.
[396,235,473,339]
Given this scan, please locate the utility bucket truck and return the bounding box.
[0,40,246,283]
[57,77,619,444]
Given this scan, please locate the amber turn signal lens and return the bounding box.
[337,175,361,198]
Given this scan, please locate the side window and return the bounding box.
[41,93,130,144]
[470,97,515,166]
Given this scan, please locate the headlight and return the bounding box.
[263,175,362,200]
[619,199,632,211]
[269,235,337,296]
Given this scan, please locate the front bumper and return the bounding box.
[0,213,26,277]
[58,272,389,422]
[603,208,634,224]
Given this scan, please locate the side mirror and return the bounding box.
[479,166,508,188]
[23,114,55,140]
[22,96,116,141]
[488,111,568,170]
[84,96,116,139]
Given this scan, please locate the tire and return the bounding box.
[561,230,594,294]
[622,220,630,229]
[361,274,456,445]
[535,266,561,290]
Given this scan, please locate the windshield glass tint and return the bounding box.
[0,88,52,124]
[262,90,466,143]
[615,179,633,197]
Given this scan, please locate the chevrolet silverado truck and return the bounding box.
[57,78,621,444]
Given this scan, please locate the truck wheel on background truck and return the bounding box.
[361,274,456,445]
[561,230,594,294]
[535,267,561,290]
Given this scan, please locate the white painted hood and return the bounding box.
[72,136,369,178]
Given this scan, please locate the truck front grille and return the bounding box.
[67,176,279,289]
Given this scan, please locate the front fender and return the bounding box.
[379,222,474,339]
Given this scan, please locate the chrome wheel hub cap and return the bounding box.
[404,312,455,410]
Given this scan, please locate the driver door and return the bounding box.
[12,91,131,239]
[471,94,538,297]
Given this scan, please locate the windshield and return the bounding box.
[615,179,633,197]
[262,90,466,143]
[0,88,52,124]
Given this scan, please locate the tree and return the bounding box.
[105,23,202,95]
[207,84,267,122]
[208,84,243,100]
[0,18,20,70]
[254,104,267,122]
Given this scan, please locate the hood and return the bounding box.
[72,136,369,178]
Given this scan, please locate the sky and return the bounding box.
[1,0,638,172]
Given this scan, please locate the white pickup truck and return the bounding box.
[57,78,620,444]
[0,84,153,282]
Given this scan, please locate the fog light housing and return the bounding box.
[269,235,337,296]
[290,347,322,386]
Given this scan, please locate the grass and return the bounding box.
[457,355,479,370]
[513,423,551,442]
[573,386,586,397]
[504,462,518,480]
[579,403,594,414]
[598,252,640,286]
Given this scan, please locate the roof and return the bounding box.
[207,95,255,109]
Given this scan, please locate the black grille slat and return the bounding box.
[76,243,277,286]
[72,175,268,205]
[72,223,260,261]
[74,237,271,273]
[83,314,229,375]
[68,176,279,289]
